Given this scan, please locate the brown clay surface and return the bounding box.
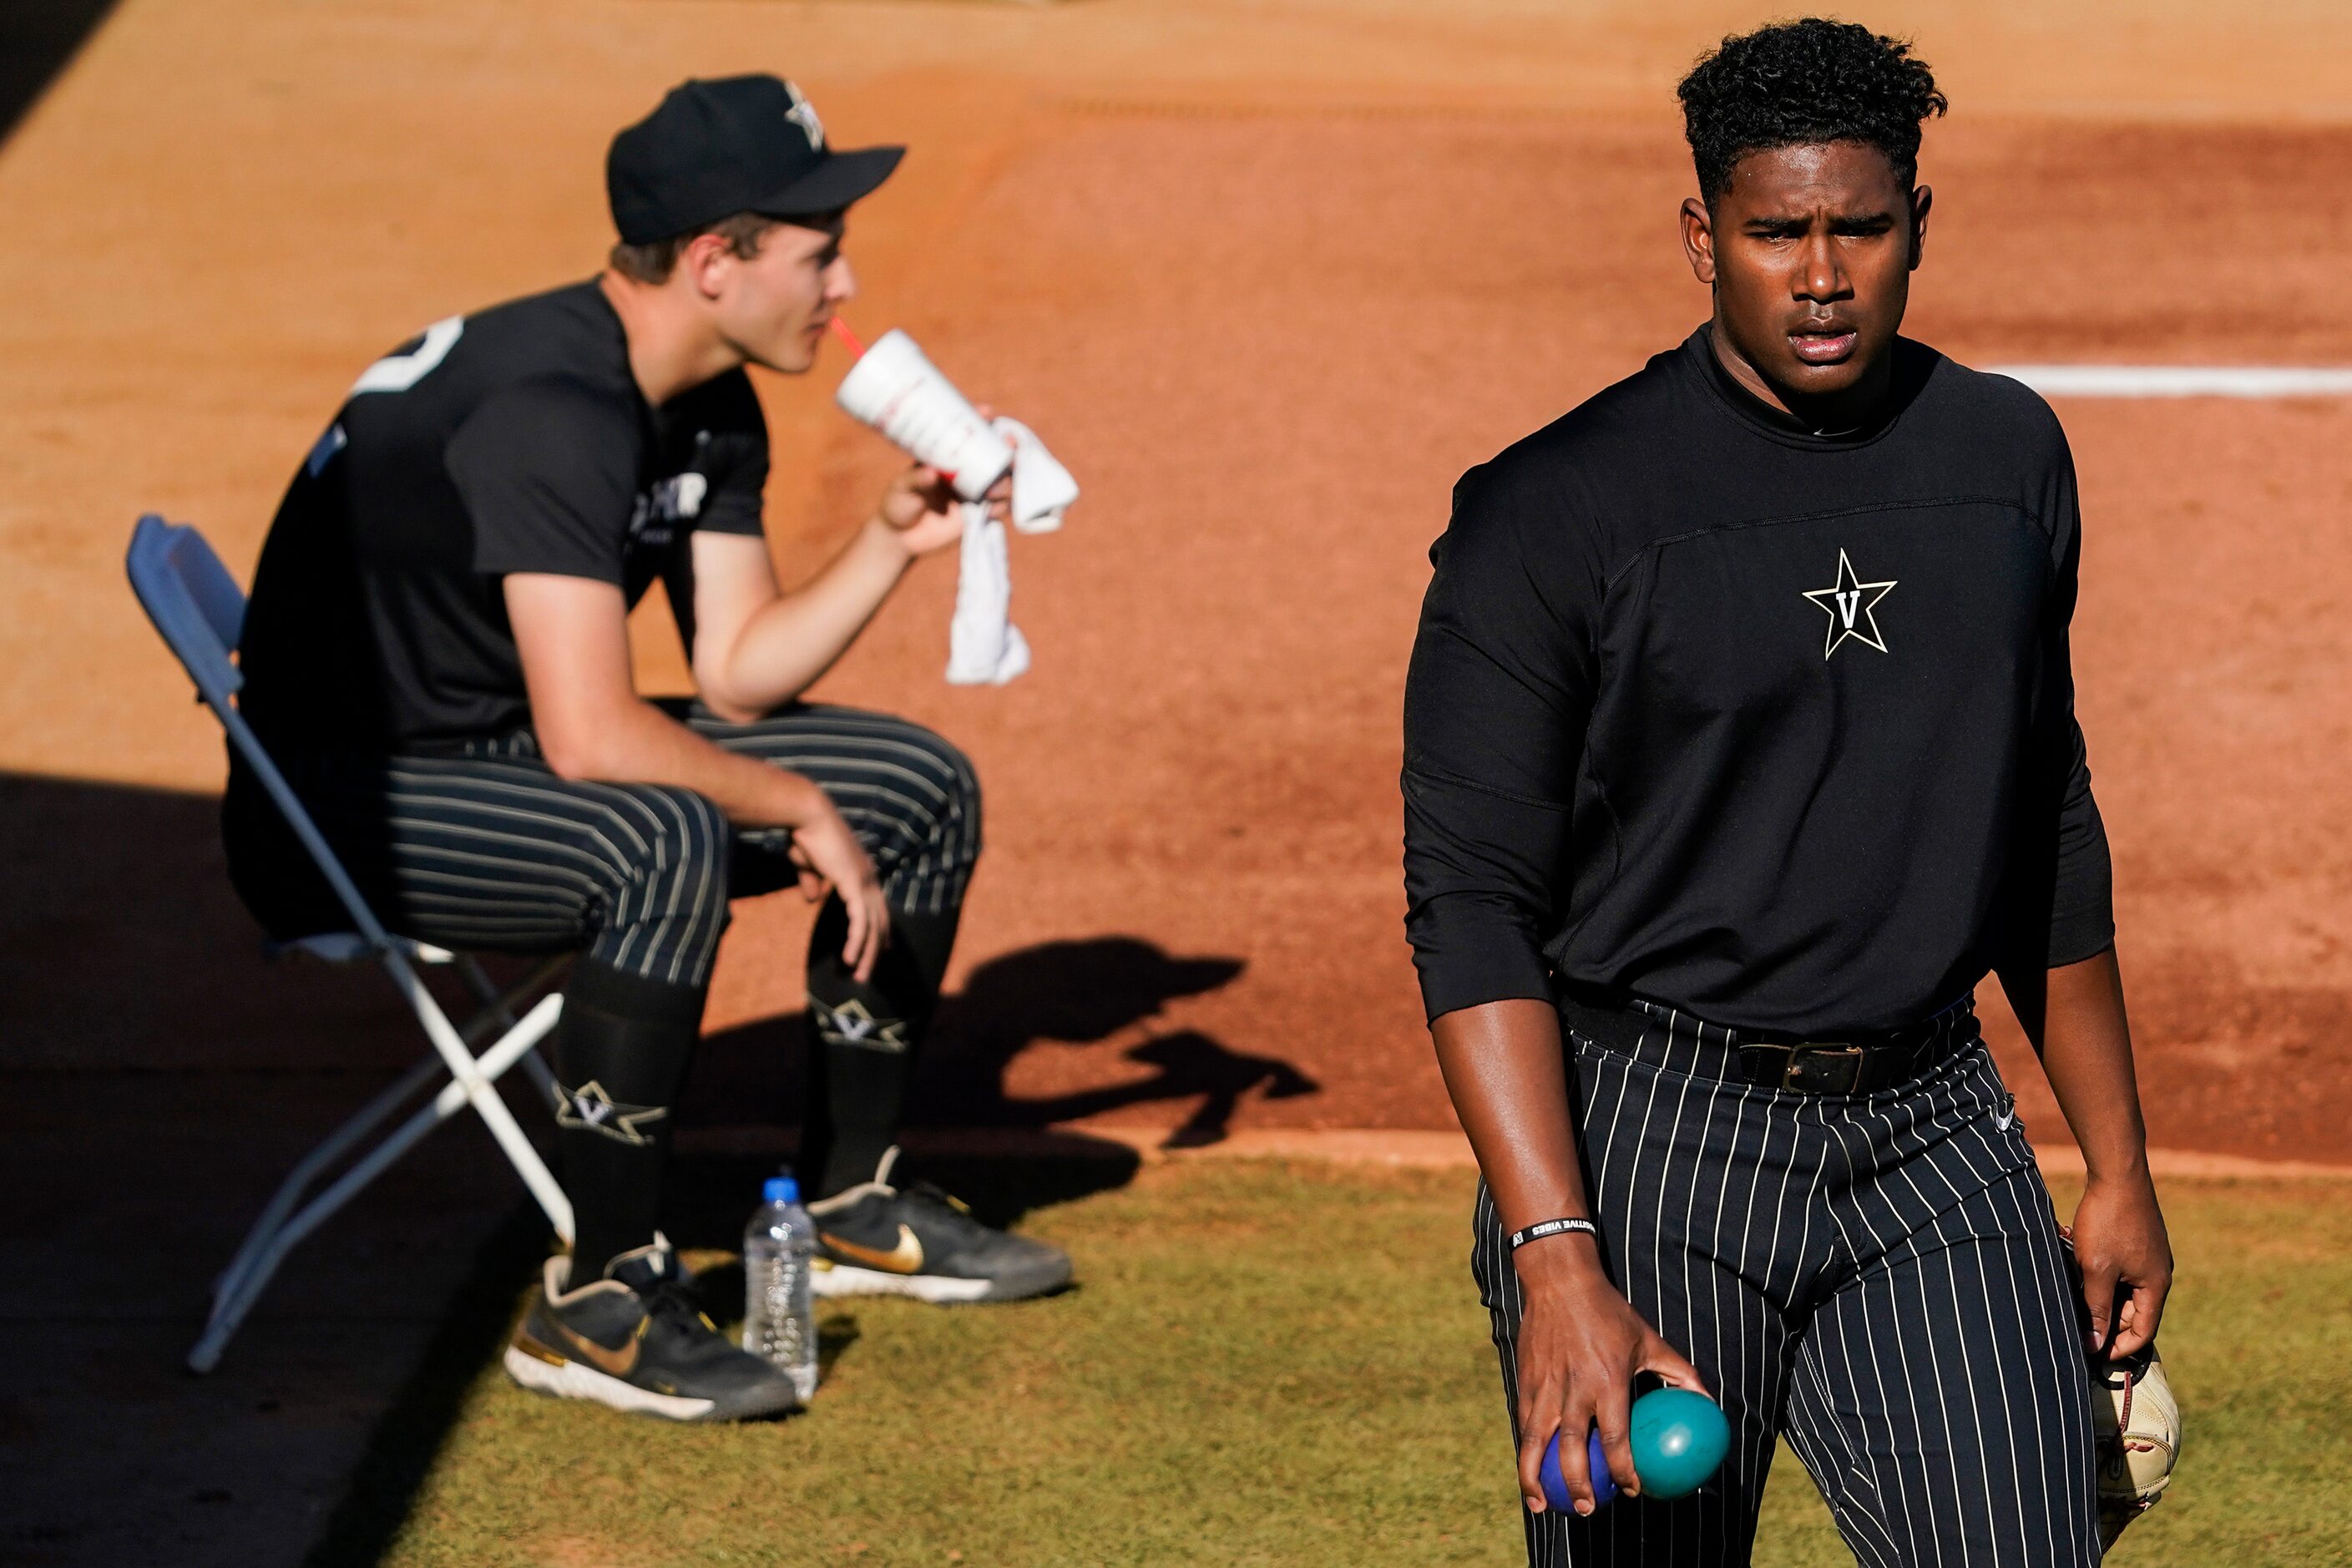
[5,0,2351,1165]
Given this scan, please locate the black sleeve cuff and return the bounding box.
[2045,867,2116,969]
[2045,788,2115,967]
[692,493,765,538]
[1409,893,1556,1022]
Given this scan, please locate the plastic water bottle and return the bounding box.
[742,1174,819,1401]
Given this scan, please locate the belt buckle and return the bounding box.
[1783,1042,1864,1094]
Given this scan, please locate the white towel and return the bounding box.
[947,417,1075,685]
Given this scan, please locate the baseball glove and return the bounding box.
[2060,1226,2180,1548]
[2089,1339,2180,1548]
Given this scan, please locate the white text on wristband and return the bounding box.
[1508,1217,1601,1250]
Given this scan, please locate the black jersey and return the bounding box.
[1402,326,2114,1035]
[236,281,768,751]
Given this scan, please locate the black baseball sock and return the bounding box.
[549,960,707,1279]
[801,899,961,1198]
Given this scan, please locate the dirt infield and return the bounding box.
[4,0,2349,1162]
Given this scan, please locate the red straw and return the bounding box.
[828,316,867,357]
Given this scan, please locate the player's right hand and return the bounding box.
[782,797,890,982]
[875,406,1017,556]
[1512,1247,1707,1515]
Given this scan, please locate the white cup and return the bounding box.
[833,329,1014,502]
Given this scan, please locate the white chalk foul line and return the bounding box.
[1991,364,2352,397]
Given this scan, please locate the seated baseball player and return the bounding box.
[223,73,1070,1422]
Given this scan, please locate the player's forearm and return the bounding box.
[2002,947,2152,1182]
[1432,999,1608,1281]
[698,517,913,717]
[540,695,826,830]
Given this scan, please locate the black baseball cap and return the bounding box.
[607,74,903,245]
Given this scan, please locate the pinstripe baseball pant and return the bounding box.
[225,701,982,989]
[1473,998,2101,1567]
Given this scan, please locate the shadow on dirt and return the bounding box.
[0,774,1298,1150]
[0,771,448,1073]
[918,937,1308,1146]
[686,934,1301,1160]
[671,933,1292,1242]
[2,2,119,144]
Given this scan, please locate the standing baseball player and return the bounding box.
[225,73,1069,1423]
[1403,20,2171,1564]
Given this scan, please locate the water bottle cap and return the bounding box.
[762,1176,801,1204]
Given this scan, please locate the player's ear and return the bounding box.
[1907,185,1932,271]
[679,230,734,301]
[1679,196,1717,286]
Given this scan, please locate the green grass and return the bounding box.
[324,1165,2352,1566]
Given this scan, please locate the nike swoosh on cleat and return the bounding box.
[820,1223,925,1274]
[544,1317,641,1377]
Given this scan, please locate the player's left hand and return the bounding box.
[2069,1171,2172,1359]
[875,406,1015,555]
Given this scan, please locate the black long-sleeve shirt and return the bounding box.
[1402,326,2113,1034]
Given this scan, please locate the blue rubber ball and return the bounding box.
[1539,1428,1618,1511]
[1628,1389,1731,1500]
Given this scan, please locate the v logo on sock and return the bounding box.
[813,998,912,1054]
[554,1080,669,1146]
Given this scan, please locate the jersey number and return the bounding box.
[348,316,464,396]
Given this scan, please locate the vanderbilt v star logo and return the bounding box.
[783,80,826,150]
[812,998,911,1054]
[1801,549,1898,659]
[553,1080,669,1146]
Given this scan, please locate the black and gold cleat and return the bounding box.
[807,1146,1074,1304]
[503,1235,798,1422]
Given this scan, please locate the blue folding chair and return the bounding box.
[126,513,574,1372]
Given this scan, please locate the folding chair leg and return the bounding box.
[187,994,567,1373]
[205,1052,447,1307]
[455,952,566,1125]
[382,955,574,1245]
[453,953,571,1047]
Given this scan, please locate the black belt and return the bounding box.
[1554,985,1952,1095]
[1728,1038,1937,1095]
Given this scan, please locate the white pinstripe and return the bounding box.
[1821,1114,1935,1568]
[695,709,980,918]
[1948,1164,2041,1556]
[1472,999,2100,1566]
[242,704,982,982]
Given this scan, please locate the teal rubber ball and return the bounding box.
[1629,1389,1731,1500]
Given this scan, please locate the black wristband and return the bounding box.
[1508,1216,1600,1251]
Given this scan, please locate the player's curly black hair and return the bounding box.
[1677,18,1946,207]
